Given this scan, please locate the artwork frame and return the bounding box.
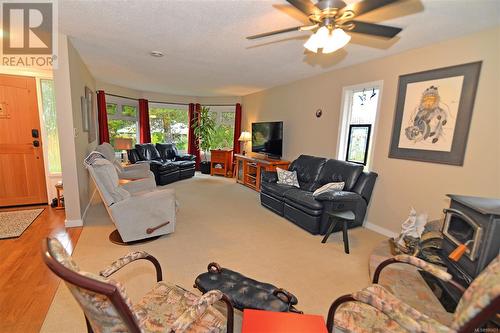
[85,86,97,143]
[346,124,371,166]
[81,96,89,132]
[389,61,482,166]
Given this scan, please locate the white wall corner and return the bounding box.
[364,221,398,238]
[65,219,83,228]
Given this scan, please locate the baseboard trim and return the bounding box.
[364,221,398,238]
[65,219,83,228]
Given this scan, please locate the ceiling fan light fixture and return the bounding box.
[315,26,330,47]
[304,33,320,53]
[322,28,351,54]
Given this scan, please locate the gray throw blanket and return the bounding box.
[84,151,106,168]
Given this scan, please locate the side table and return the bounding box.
[321,210,355,254]
[55,183,64,210]
[241,309,327,333]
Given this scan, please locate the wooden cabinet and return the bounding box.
[210,149,233,177]
[234,154,290,191]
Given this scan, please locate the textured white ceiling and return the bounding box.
[59,0,500,97]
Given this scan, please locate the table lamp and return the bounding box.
[114,137,133,163]
[238,131,251,155]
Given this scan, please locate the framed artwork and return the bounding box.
[346,124,371,165]
[81,96,89,132]
[389,61,482,165]
[85,86,97,143]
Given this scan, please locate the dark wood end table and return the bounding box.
[321,210,355,254]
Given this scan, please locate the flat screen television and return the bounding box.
[252,121,283,158]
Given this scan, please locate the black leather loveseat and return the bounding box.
[260,155,377,235]
[127,143,196,185]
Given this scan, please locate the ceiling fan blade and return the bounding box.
[348,21,402,38]
[286,0,321,16]
[339,0,400,17]
[246,26,310,40]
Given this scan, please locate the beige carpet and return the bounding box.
[0,208,44,239]
[41,174,384,332]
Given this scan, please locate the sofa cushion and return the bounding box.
[261,182,295,199]
[289,155,327,191]
[127,149,141,164]
[284,188,323,211]
[171,160,195,169]
[316,159,364,191]
[156,143,178,160]
[135,143,161,161]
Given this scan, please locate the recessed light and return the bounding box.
[150,51,164,57]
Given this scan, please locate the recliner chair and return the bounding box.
[128,143,195,186]
[95,142,154,181]
[86,158,176,243]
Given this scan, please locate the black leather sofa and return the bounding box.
[127,143,196,185]
[260,155,377,235]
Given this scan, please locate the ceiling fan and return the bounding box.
[247,0,403,54]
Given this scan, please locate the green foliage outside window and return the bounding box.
[122,105,137,117]
[149,107,189,152]
[211,124,234,149]
[221,112,235,123]
[106,103,117,115]
[40,79,61,173]
[108,119,137,148]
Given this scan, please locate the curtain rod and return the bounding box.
[105,93,236,107]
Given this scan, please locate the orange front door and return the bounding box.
[0,74,48,206]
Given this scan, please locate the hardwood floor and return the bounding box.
[0,205,82,333]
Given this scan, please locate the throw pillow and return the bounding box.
[276,167,300,188]
[313,182,345,197]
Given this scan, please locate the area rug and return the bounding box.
[0,208,44,239]
[41,175,385,332]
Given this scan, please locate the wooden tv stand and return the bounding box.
[234,153,290,192]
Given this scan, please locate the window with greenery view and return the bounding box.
[208,106,235,150]
[40,79,61,174]
[149,105,189,153]
[106,101,138,149]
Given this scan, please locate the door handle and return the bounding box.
[32,129,39,138]
[33,140,40,147]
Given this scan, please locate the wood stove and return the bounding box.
[441,194,500,285]
[422,194,500,312]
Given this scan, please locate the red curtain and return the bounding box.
[139,99,151,143]
[233,103,242,154]
[188,103,201,170]
[97,90,109,144]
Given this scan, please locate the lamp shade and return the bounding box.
[238,131,251,142]
[322,28,351,54]
[304,33,320,53]
[114,137,133,150]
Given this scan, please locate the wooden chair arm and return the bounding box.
[99,251,163,282]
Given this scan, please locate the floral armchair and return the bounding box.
[42,238,234,333]
[327,254,500,333]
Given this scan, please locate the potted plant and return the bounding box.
[191,106,216,174]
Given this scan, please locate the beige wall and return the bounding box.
[242,27,500,234]
[54,34,97,226]
[54,34,82,225]
[67,39,97,219]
